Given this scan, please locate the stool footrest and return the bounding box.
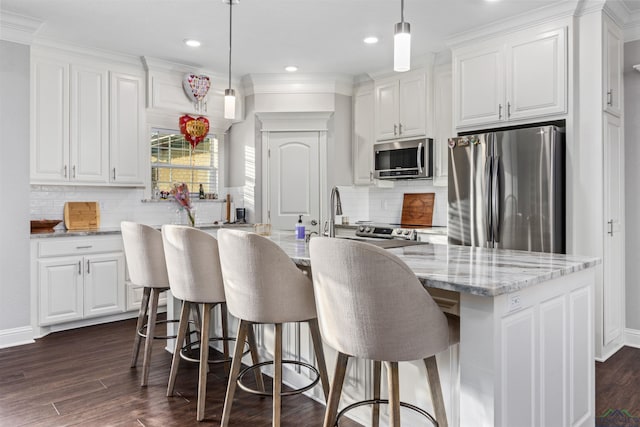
[179,337,249,364]
[137,319,182,340]
[237,360,320,397]
[335,398,438,427]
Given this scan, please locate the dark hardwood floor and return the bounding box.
[0,317,360,427]
[3,317,640,426]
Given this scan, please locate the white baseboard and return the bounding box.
[0,325,35,349]
[624,328,640,348]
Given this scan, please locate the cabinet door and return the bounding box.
[31,58,69,182]
[110,72,145,184]
[506,27,567,121]
[603,19,623,117]
[603,113,624,347]
[84,253,125,318]
[375,80,400,141]
[353,89,374,184]
[454,46,505,128]
[38,257,83,325]
[70,65,109,183]
[398,74,426,138]
[433,66,452,187]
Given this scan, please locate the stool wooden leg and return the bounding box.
[221,303,231,377]
[385,361,401,427]
[323,352,349,427]
[372,360,382,427]
[196,303,212,421]
[221,319,250,427]
[246,323,265,392]
[424,355,448,427]
[273,323,283,427]
[130,287,150,368]
[308,319,330,401]
[167,301,191,397]
[141,288,160,387]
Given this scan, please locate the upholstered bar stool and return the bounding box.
[217,229,330,427]
[121,221,174,387]
[162,225,262,421]
[309,237,460,427]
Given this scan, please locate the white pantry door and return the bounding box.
[267,132,320,233]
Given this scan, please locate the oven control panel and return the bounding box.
[356,225,417,240]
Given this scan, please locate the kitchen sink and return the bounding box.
[337,236,427,249]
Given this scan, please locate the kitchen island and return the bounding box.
[176,230,599,427]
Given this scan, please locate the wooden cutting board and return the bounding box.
[401,193,435,226]
[64,202,100,230]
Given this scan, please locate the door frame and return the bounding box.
[258,112,332,233]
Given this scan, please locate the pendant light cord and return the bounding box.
[400,0,404,23]
[228,0,233,90]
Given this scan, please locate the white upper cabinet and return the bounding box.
[375,71,426,141]
[453,25,567,129]
[110,72,145,185]
[353,85,375,185]
[433,65,453,187]
[603,16,623,117]
[30,48,145,186]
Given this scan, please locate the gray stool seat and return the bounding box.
[310,237,460,427]
[217,229,330,427]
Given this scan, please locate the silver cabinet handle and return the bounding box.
[498,104,503,120]
[608,220,614,236]
[72,165,76,179]
[64,165,68,178]
[398,123,403,135]
[393,124,398,136]
[76,245,92,249]
[507,102,511,119]
[87,260,90,274]
[112,168,116,180]
[78,260,82,275]
[370,171,373,181]
[607,90,613,106]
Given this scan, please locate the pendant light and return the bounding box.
[224,0,236,119]
[394,0,411,72]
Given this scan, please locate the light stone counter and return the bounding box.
[30,223,253,239]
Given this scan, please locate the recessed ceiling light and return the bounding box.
[184,39,201,47]
[364,36,379,44]
[285,66,298,72]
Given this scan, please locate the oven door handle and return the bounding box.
[417,142,423,174]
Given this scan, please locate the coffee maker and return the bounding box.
[235,208,247,224]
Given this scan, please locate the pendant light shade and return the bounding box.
[224,0,236,120]
[393,0,411,72]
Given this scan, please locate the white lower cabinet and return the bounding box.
[33,235,125,327]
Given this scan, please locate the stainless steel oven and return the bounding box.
[373,138,433,180]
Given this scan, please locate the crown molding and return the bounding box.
[256,111,333,132]
[32,39,143,68]
[446,1,578,49]
[142,56,241,88]
[242,73,354,97]
[0,10,42,45]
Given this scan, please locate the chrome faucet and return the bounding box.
[329,186,343,237]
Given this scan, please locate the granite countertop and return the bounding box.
[260,231,601,297]
[335,223,447,235]
[30,223,254,238]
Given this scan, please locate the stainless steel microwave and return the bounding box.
[373,138,433,180]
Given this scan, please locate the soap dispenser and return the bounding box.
[295,215,305,240]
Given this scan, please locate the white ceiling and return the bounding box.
[0,0,618,76]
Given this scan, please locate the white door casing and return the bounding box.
[265,131,321,233]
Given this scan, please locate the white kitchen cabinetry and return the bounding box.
[433,65,453,187]
[30,49,145,186]
[33,235,125,327]
[375,71,426,141]
[453,25,567,129]
[353,84,374,184]
[603,16,623,117]
[110,72,146,184]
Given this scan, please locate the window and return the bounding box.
[150,129,219,194]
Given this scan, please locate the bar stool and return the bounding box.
[121,221,173,387]
[162,225,262,421]
[309,237,460,427]
[217,229,330,427]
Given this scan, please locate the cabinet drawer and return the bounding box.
[38,236,123,258]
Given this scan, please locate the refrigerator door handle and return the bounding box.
[417,142,424,174]
[484,155,493,242]
[492,155,501,242]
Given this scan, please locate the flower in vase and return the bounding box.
[170,183,194,226]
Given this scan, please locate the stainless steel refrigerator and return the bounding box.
[448,125,565,253]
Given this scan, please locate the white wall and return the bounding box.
[624,39,640,330]
[0,41,32,344]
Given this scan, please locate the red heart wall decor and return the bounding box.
[179,115,210,150]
